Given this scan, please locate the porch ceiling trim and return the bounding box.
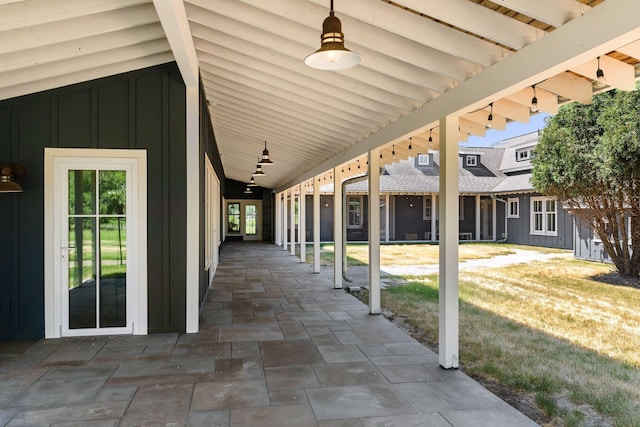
[276,0,640,192]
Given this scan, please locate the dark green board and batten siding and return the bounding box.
[0,62,224,340]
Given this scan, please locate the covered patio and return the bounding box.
[1,2,640,423]
[0,242,537,426]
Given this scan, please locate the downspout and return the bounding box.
[492,194,508,242]
[342,173,368,283]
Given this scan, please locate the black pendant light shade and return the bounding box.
[305,0,361,70]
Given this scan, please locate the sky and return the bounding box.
[465,112,551,147]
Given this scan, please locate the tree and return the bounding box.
[532,89,640,277]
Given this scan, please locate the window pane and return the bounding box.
[99,170,126,215]
[534,213,543,231]
[228,203,240,233]
[546,200,556,213]
[348,197,361,226]
[99,217,127,328]
[68,170,96,215]
[424,196,432,219]
[535,200,541,212]
[245,204,257,235]
[68,217,97,329]
[547,213,556,232]
[509,201,518,216]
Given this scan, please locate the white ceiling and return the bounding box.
[2,0,640,191]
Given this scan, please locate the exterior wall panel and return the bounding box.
[0,63,192,340]
[505,194,572,249]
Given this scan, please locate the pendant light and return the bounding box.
[248,176,257,187]
[596,56,606,87]
[487,103,493,128]
[244,186,252,194]
[304,0,361,71]
[530,85,539,113]
[258,141,274,165]
[252,158,265,176]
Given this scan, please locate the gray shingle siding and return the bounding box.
[308,132,572,249]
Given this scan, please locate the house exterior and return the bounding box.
[1,0,635,372]
[573,214,635,263]
[1,64,224,341]
[301,132,573,250]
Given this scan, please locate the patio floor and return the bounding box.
[0,242,538,426]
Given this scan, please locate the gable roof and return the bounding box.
[318,132,540,195]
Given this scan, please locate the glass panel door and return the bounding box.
[225,200,262,241]
[67,169,127,330]
[227,203,241,234]
[245,204,257,235]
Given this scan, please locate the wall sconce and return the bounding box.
[0,163,26,193]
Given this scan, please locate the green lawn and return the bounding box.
[314,242,640,426]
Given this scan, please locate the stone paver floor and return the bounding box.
[0,242,538,426]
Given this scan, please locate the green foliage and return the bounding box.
[532,89,640,276]
[99,170,126,215]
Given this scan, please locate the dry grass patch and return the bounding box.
[381,257,640,426]
[309,242,541,266]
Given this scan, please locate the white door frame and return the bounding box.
[225,199,263,241]
[44,148,148,338]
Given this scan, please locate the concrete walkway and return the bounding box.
[0,242,538,426]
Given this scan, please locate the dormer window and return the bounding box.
[516,148,531,161]
[465,155,478,167]
[417,153,430,166]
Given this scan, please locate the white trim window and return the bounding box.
[423,195,433,220]
[417,153,430,166]
[465,155,478,167]
[516,149,531,162]
[530,197,557,236]
[347,196,363,229]
[507,197,519,218]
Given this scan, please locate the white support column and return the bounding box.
[439,115,460,369]
[475,194,481,241]
[290,188,296,256]
[313,176,321,273]
[275,192,282,246]
[283,190,288,251]
[492,198,497,241]
[368,149,381,314]
[384,193,390,243]
[333,167,343,289]
[300,188,306,263]
[431,194,437,241]
[185,86,199,334]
